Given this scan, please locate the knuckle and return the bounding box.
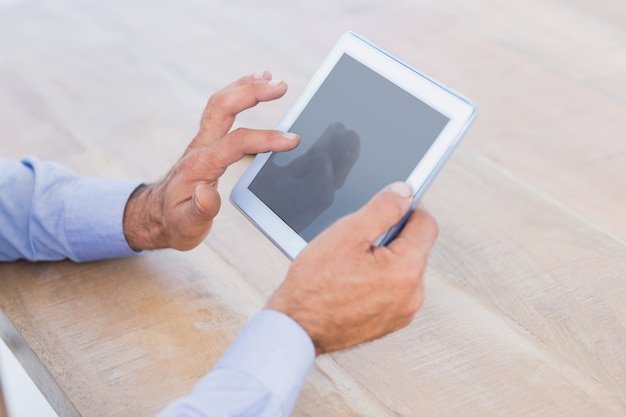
[391,263,424,293]
[223,127,257,152]
[207,90,226,108]
[407,291,424,315]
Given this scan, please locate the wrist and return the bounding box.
[123,183,167,251]
[266,296,324,356]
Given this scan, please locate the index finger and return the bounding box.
[202,128,300,175]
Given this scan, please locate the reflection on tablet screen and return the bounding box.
[249,53,450,242]
[249,121,360,233]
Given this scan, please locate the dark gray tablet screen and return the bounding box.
[249,53,449,242]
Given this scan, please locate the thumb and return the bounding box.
[192,183,221,221]
[348,182,414,245]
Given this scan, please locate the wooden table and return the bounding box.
[1,0,625,416]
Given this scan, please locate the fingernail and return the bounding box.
[387,182,412,198]
[253,70,268,79]
[269,79,285,87]
[282,132,299,140]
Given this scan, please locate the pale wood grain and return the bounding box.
[1,0,625,416]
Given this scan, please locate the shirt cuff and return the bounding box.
[64,178,142,262]
[213,309,316,415]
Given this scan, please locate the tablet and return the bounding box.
[230,32,476,259]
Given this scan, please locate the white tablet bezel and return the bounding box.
[230,32,476,259]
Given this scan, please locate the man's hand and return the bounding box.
[123,71,300,251]
[266,182,439,355]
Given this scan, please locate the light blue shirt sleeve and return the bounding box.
[0,157,142,262]
[157,309,316,417]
